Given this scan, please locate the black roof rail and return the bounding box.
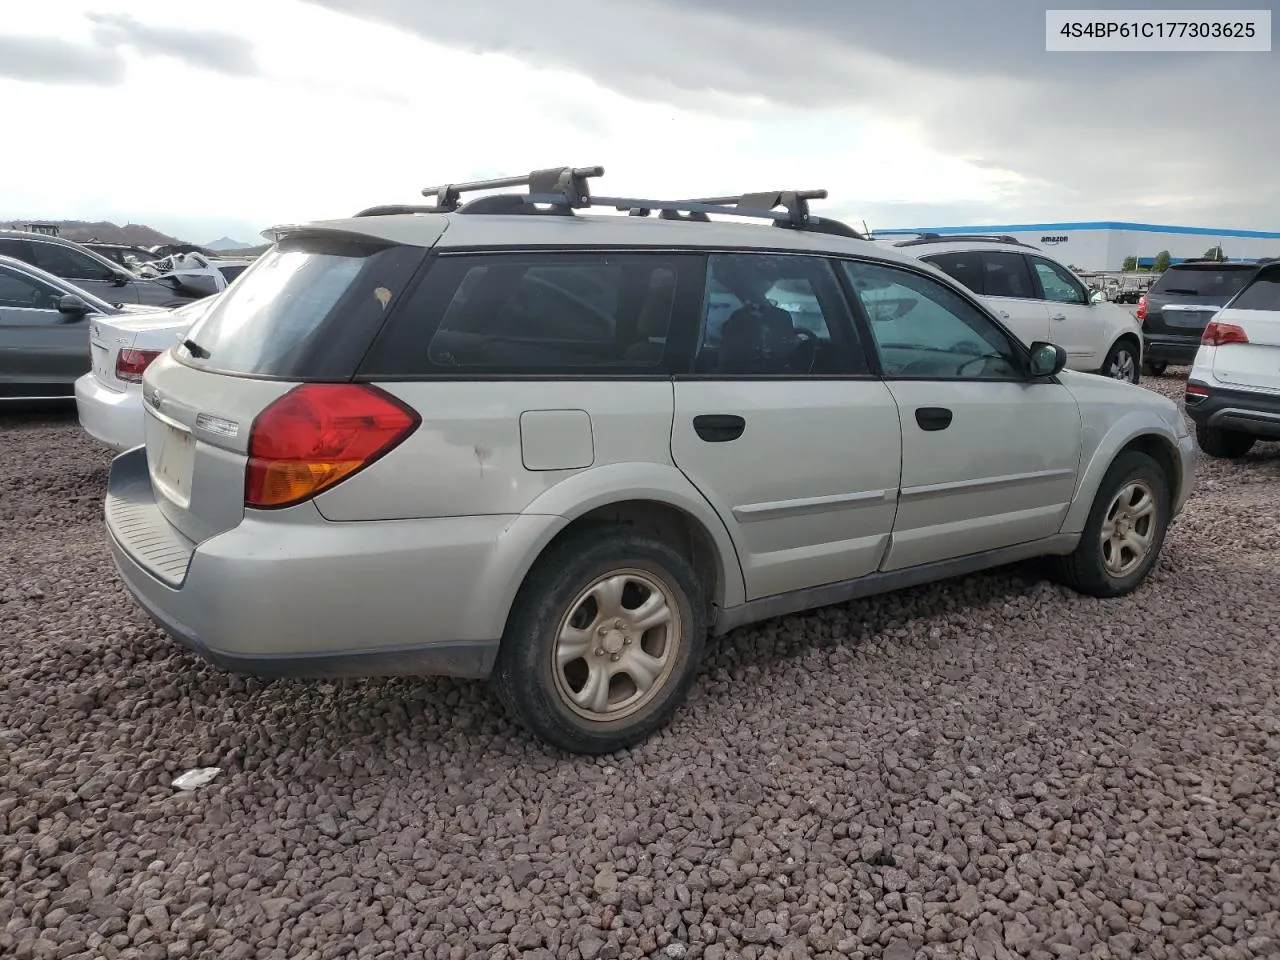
[402,166,868,238]
[354,204,441,217]
[893,233,1037,249]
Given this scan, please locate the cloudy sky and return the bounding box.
[2,0,1276,245]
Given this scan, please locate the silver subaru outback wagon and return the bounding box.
[104,166,1195,754]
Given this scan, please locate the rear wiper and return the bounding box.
[182,338,210,359]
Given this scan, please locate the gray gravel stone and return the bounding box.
[2,380,1279,958]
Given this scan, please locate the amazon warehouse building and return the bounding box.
[873,222,1280,272]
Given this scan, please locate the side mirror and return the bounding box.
[1028,341,1068,378]
[57,294,90,318]
[1090,290,1106,304]
[111,270,131,287]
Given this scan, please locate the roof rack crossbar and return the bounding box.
[892,233,1037,249]
[421,165,604,212]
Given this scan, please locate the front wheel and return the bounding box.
[492,526,707,755]
[1050,451,1171,598]
[1196,424,1256,460]
[1102,340,1140,383]
[1142,360,1168,376]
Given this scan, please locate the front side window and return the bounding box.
[0,266,60,310]
[28,242,116,282]
[694,252,865,375]
[1030,257,1086,304]
[362,252,694,375]
[840,260,1023,380]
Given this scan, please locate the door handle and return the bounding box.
[693,414,746,443]
[915,407,952,432]
[1051,313,1067,321]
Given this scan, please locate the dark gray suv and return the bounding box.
[1139,260,1268,374]
[0,230,199,309]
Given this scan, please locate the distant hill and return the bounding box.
[205,236,252,252]
[0,220,183,247]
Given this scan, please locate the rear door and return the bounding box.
[1210,265,1280,391]
[839,258,1081,571]
[921,250,1049,347]
[670,251,901,601]
[0,263,95,395]
[1026,254,1104,366]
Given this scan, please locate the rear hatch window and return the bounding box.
[177,235,426,380]
[1148,264,1255,300]
[1229,266,1280,311]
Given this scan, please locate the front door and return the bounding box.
[670,251,902,601]
[0,264,93,396]
[1028,254,1105,368]
[838,258,1083,571]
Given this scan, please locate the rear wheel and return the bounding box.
[1196,424,1256,459]
[1102,340,1140,383]
[492,526,706,755]
[1142,360,1168,376]
[1051,451,1170,598]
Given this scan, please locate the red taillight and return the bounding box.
[1136,295,1147,323]
[244,384,420,510]
[115,348,162,383]
[1201,321,1249,346]
[1185,382,1210,404]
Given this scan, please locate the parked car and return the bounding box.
[0,255,161,400]
[75,296,219,451]
[82,241,166,272]
[1137,260,1264,375]
[104,167,1195,754]
[136,251,253,298]
[888,235,1145,382]
[1185,261,1280,458]
[0,229,199,309]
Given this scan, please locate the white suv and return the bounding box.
[102,167,1195,754]
[1185,260,1280,458]
[886,235,1145,382]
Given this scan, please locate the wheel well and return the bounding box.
[1113,332,1141,357]
[1119,434,1180,505]
[541,500,724,613]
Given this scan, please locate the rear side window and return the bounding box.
[1149,265,1254,298]
[921,251,984,293]
[1229,267,1280,311]
[361,252,702,376]
[981,252,1036,299]
[178,236,426,379]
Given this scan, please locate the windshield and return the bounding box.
[1149,265,1255,298]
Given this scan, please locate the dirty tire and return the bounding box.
[1102,340,1141,383]
[1196,424,1256,460]
[1142,360,1168,376]
[492,525,707,755]
[1051,450,1171,598]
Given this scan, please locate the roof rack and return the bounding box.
[892,233,1037,249]
[353,165,867,239]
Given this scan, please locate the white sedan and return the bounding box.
[75,296,218,452]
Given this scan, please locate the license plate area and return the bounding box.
[90,343,110,379]
[149,418,197,508]
[1164,307,1215,328]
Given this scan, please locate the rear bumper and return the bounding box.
[1142,334,1201,365]
[75,374,142,453]
[104,447,562,680]
[1186,382,1280,440]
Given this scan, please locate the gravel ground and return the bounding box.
[2,372,1279,960]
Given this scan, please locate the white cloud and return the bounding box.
[1,0,1029,242]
